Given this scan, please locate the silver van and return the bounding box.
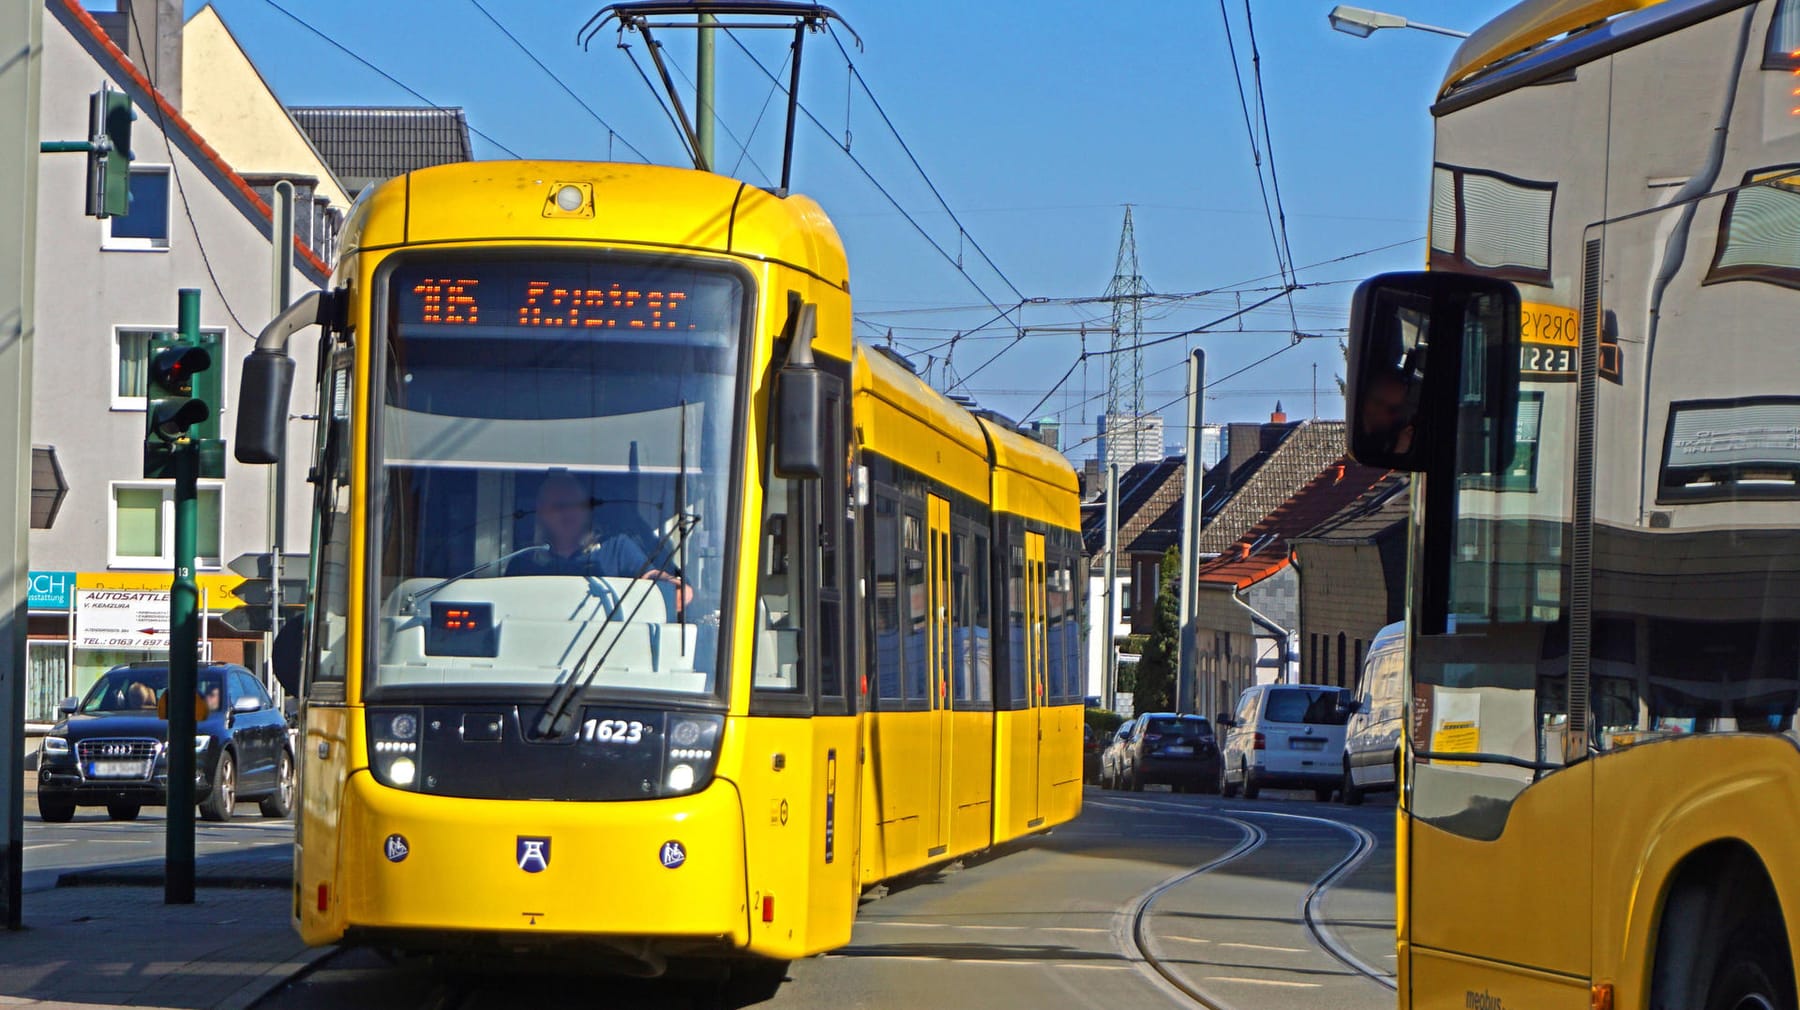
[1340,621,1405,805]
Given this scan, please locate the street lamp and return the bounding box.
[1328,5,1469,39]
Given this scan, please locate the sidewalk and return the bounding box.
[0,848,325,1009]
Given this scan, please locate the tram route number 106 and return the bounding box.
[581,718,647,744]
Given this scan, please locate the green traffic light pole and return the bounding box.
[165,288,201,905]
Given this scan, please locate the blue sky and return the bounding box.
[195,0,1517,458]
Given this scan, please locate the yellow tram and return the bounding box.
[233,161,1085,984]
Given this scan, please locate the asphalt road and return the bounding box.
[19,769,294,891]
[255,786,1399,1010]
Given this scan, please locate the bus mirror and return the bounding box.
[234,348,296,464]
[774,299,824,479]
[1346,271,1520,474]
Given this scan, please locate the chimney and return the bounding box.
[121,0,183,110]
[1270,400,1287,424]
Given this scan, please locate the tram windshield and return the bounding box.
[369,255,745,698]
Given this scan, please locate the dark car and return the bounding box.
[1099,718,1135,789]
[1083,723,1103,784]
[1112,713,1220,794]
[36,663,295,823]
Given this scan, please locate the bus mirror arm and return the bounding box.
[774,294,825,479]
[236,290,336,465]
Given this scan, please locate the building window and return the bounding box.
[1463,392,1544,492]
[113,327,226,409]
[1705,167,1800,288]
[1765,0,1800,69]
[1429,164,1555,284]
[109,482,221,569]
[101,166,172,251]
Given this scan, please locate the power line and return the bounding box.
[720,28,1022,337]
[467,0,650,162]
[827,27,1025,304]
[1216,0,1290,292]
[1061,339,1311,453]
[254,0,522,157]
[1242,0,1301,332]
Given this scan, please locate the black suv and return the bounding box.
[1111,713,1220,794]
[36,663,295,823]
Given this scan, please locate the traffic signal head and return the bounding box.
[144,342,214,477]
[86,86,134,219]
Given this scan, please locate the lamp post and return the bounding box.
[1327,5,1469,39]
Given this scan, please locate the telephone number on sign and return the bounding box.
[78,635,167,648]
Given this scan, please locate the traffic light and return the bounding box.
[86,85,134,219]
[143,338,224,479]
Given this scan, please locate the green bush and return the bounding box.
[1085,708,1125,736]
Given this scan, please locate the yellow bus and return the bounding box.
[232,160,1084,995]
[1345,2,1800,1008]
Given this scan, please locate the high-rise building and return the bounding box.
[1096,413,1165,469]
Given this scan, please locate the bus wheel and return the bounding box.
[707,958,789,1008]
[1654,845,1796,1010]
[1706,923,1794,1010]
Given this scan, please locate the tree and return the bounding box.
[1134,546,1181,711]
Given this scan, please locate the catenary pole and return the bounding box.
[0,0,43,930]
[1177,350,1204,716]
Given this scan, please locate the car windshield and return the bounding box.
[80,669,227,714]
[1262,688,1351,726]
[372,256,744,699]
[1145,716,1212,738]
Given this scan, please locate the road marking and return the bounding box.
[824,953,1130,971]
[23,843,67,851]
[1204,976,1322,988]
[1155,935,1210,944]
[861,922,1107,935]
[1219,941,1306,953]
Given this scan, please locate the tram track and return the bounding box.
[1092,795,1397,1007]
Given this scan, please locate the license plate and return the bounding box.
[1289,739,1325,751]
[1163,746,1194,756]
[87,760,147,779]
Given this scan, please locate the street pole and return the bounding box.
[0,0,43,931]
[1102,462,1119,710]
[696,2,715,171]
[165,288,201,905]
[1177,350,1204,717]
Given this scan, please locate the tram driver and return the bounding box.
[505,469,694,608]
[1359,369,1417,456]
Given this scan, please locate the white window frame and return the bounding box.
[107,480,224,570]
[111,325,228,411]
[100,164,173,252]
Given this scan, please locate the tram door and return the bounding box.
[925,494,953,856]
[1025,531,1050,825]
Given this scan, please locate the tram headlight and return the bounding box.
[367,707,423,791]
[662,713,723,796]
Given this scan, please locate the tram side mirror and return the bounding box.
[1346,271,1521,474]
[236,348,296,465]
[774,298,824,479]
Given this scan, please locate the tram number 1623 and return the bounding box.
[581,718,648,744]
[1522,343,1575,377]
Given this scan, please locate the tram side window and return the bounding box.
[1007,541,1028,707]
[952,532,973,703]
[902,511,929,704]
[1062,559,1081,703]
[1045,555,1066,704]
[872,495,902,704]
[753,476,803,692]
[972,532,993,704]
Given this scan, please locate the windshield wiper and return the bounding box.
[531,514,700,740]
[401,544,548,615]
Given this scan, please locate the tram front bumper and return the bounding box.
[335,770,751,950]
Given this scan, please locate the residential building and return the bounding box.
[1291,473,1409,690]
[1190,459,1389,717]
[28,0,327,721]
[291,106,474,197]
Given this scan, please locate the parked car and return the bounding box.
[1341,622,1405,805]
[1218,683,1353,801]
[1114,712,1220,793]
[35,662,295,823]
[1098,718,1136,789]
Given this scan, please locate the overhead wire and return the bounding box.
[253,0,523,157]
[467,0,651,162]
[720,27,1023,340]
[1242,0,1302,332]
